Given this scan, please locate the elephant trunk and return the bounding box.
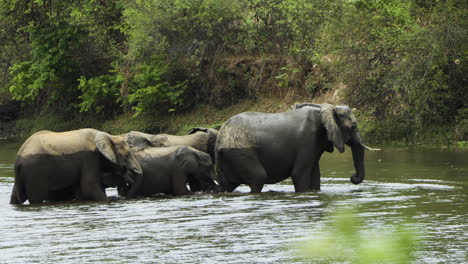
[350,143,365,184]
[124,170,143,198]
[189,171,220,194]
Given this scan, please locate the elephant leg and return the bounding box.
[12,160,47,204]
[172,170,191,196]
[291,155,314,192]
[26,184,48,204]
[24,173,48,204]
[80,182,107,201]
[291,163,321,192]
[291,167,314,192]
[291,153,322,192]
[309,162,321,190]
[80,169,107,202]
[173,181,191,196]
[10,183,27,204]
[81,179,107,201]
[48,185,78,202]
[250,184,264,193]
[217,150,241,192]
[223,148,267,193]
[9,185,19,204]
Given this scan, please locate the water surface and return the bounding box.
[0,140,466,263]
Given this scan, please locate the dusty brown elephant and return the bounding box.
[10,128,143,204]
[124,127,218,162]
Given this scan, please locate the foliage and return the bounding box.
[3,0,125,113]
[242,0,340,62]
[320,0,467,130]
[77,72,122,115]
[122,0,244,110]
[9,22,83,103]
[0,0,465,143]
[126,58,188,116]
[297,208,419,264]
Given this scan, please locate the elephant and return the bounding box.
[117,146,219,197]
[10,128,143,204]
[124,127,218,162]
[215,103,379,193]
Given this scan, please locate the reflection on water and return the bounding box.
[0,141,467,263]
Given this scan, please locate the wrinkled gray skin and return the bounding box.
[124,127,218,162]
[215,103,378,193]
[10,129,143,204]
[118,146,219,197]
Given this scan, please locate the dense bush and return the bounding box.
[320,0,466,130]
[0,0,465,140]
[2,0,125,115]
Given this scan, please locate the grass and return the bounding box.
[101,96,298,135]
[14,114,76,138]
[357,116,462,147]
[5,95,467,148]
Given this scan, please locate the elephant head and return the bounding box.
[175,147,219,193]
[320,103,379,185]
[187,127,218,161]
[124,131,156,150]
[95,132,143,198]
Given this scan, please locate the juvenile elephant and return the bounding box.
[10,129,143,204]
[215,103,379,193]
[118,146,219,197]
[124,127,218,162]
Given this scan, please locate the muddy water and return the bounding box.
[0,139,466,263]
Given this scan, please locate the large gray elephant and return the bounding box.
[118,146,219,197]
[124,127,218,162]
[215,103,379,193]
[10,129,143,204]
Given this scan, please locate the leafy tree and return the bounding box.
[5,0,125,115]
[0,0,465,141]
[121,0,243,112]
[319,0,467,134]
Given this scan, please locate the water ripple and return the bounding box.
[0,145,467,264]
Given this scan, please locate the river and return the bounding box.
[0,139,466,263]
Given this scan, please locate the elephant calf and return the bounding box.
[118,146,219,197]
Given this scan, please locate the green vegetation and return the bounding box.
[0,0,466,144]
[296,208,419,264]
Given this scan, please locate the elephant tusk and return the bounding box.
[360,143,381,151]
[213,180,220,186]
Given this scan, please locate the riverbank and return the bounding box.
[1,95,466,148]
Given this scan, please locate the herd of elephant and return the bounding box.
[9,103,379,205]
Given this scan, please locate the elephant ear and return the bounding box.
[175,146,197,169]
[126,131,153,149]
[95,132,117,164]
[320,104,345,153]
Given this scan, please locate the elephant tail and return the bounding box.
[10,161,27,204]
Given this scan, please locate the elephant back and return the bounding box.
[17,129,98,157]
[216,118,256,150]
